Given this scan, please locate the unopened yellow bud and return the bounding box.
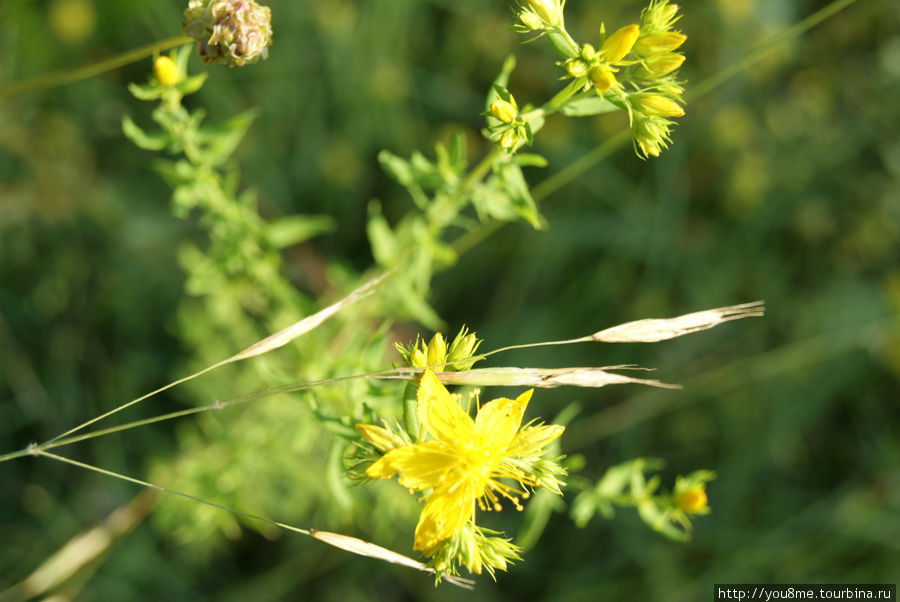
[600,24,640,63]
[518,10,543,31]
[499,129,520,150]
[635,53,685,78]
[565,58,590,79]
[410,346,427,369]
[634,94,684,117]
[426,333,447,367]
[633,32,687,56]
[356,424,404,454]
[656,81,685,97]
[675,486,708,514]
[153,56,179,86]
[525,0,560,28]
[490,99,517,123]
[589,64,618,93]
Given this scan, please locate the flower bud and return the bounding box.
[565,58,590,79]
[499,129,520,150]
[425,333,447,368]
[356,424,405,454]
[600,24,640,63]
[675,485,708,514]
[641,0,681,34]
[447,328,482,371]
[153,55,179,86]
[632,114,673,158]
[518,10,544,31]
[633,94,684,117]
[633,32,687,56]
[410,346,427,369]
[524,0,561,28]
[183,0,273,67]
[490,98,517,124]
[633,53,685,78]
[589,64,618,93]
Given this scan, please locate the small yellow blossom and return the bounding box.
[675,484,709,514]
[154,56,179,86]
[364,370,564,554]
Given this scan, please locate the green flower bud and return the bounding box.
[183,0,273,67]
[565,58,590,79]
[499,128,520,150]
[641,0,681,34]
[447,327,482,371]
[632,113,674,158]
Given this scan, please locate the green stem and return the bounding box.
[540,79,584,115]
[36,449,312,536]
[546,28,580,59]
[0,35,192,99]
[687,0,858,101]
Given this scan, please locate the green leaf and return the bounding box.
[178,73,208,96]
[267,215,337,248]
[366,201,398,267]
[121,116,167,151]
[447,131,467,172]
[498,162,547,229]
[197,109,259,166]
[559,95,621,117]
[514,153,549,168]
[127,82,162,101]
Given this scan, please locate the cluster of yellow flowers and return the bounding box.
[357,370,565,577]
[561,1,687,157]
[506,0,688,159]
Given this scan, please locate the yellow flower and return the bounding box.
[364,370,564,554]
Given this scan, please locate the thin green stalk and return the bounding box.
[36,449,311,536]
[687,0,858,101]
[42,358,233,447]
[1,36,192,99]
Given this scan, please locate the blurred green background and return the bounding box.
[1,0,898,599]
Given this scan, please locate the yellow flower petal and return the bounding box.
[414,481,477,554]
[365,440,456,491]
[417,370,475,444]
[473,389,532,450]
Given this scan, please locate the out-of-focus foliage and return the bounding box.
[1,0,898,601]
